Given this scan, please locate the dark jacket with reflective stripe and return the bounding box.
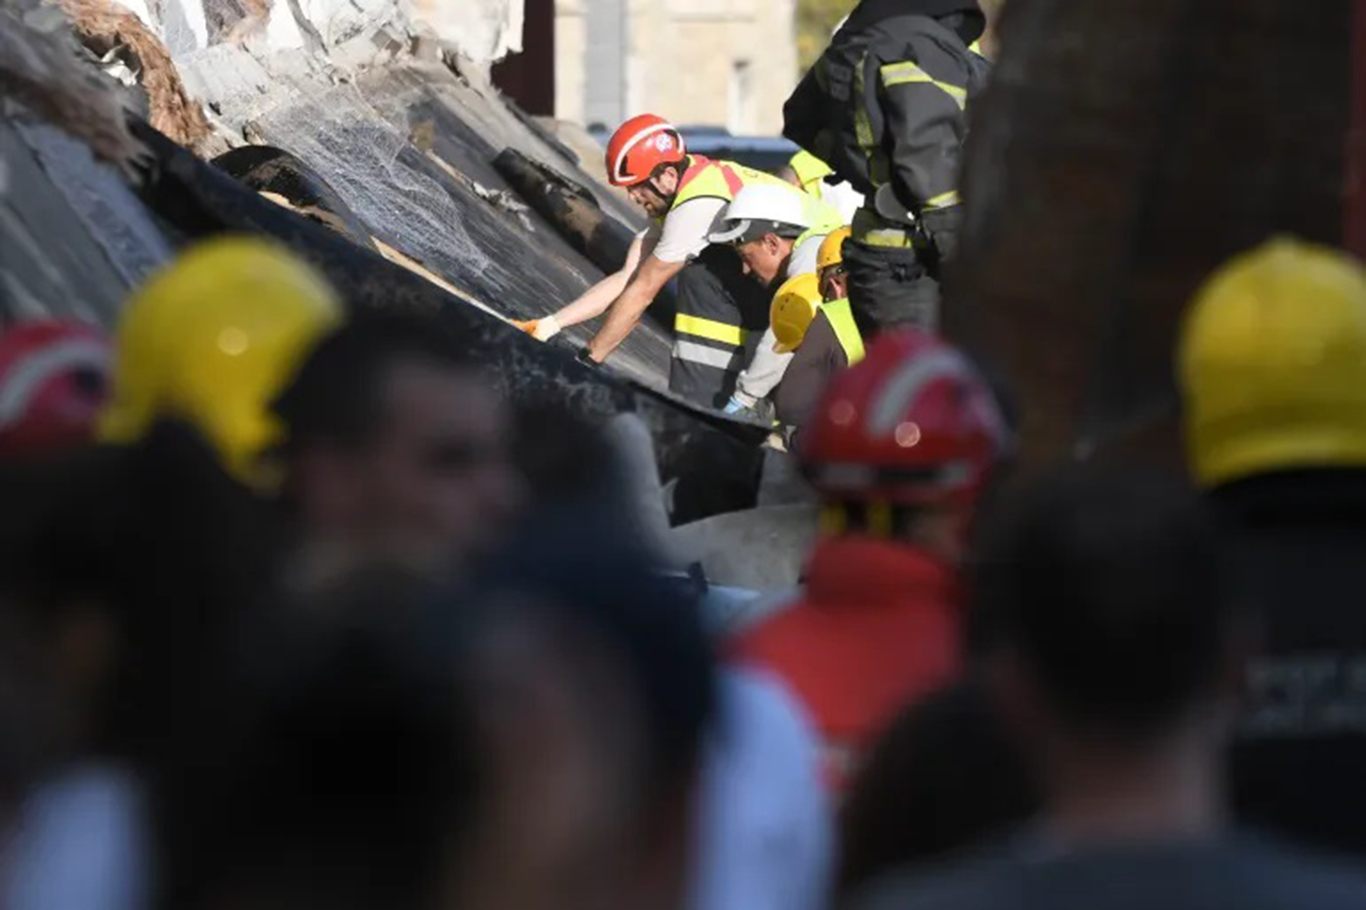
[783,0,988,257]
[774,301,864,433]
[1216,471,1366,857]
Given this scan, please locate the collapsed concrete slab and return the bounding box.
[0,0,775,523]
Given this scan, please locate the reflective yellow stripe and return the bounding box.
[674,313,747,347]
[788,149,833,190]
[879,61,967,110]
[853,51,881,186]
[852,209,915,248]
[821,298,866,365]
[926,190,960,209]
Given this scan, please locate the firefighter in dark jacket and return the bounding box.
[1179,238,1366,857]
[783,0,989,331]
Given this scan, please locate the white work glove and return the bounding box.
[512,314,563,341]
[533,315,563,341]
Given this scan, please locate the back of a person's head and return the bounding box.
[474,512,717,808]
[838,679,1041,898]
[974,465,1230,738]
[0,419,277,763]
[153,588,478,910]
[273,310,475,452]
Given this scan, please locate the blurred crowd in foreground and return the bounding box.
[3,229,1366,910]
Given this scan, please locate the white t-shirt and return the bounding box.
[688,668,833,910]
[647,198,730,264]
[788,233,823,277]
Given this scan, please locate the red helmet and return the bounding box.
[800,330,1011,507]
[0,321,112,459]
[605,114,686,187]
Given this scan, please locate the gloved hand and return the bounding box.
[918,206,962,266]
[723,396,748,415]
[575,346,598,366]
[511,314,562,341]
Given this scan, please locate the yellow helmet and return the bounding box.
[770,272,823,354]
[99,236,344,487]
[817,226,852,274]
[1178,237,1366,487]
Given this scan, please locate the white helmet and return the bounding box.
[708,184,812,244]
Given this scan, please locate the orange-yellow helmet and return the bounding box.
[770,272,823,354]
[817,226,852,273]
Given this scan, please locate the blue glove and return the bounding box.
[723,396,747,415]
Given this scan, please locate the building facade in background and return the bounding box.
[555,0,798,135]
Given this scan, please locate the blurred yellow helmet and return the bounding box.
[99,236,344,488]
[817,226,852,274]
[770,272,822,354]
[1178,237,1366,487]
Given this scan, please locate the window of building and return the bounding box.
[728,59,754,135]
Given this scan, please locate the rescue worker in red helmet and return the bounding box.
[0,321,111,459]
[731,329,1010,793]
[512,114,797,409]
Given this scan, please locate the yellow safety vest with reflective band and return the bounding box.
[789,150,834,196]
[671,156,793,389]
[820,298,865,365]
[800,196,846,246]
[671,155,790,210]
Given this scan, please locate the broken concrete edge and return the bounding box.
[0,0,150,175]
[128,117,770,522]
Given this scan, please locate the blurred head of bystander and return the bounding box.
[800,328,1012,565]
[152,576,481,910]
[974,467,1238,842]
[273,311,524,587]
[469,513,717,910]
[837,678,1041,898]
[0,320,111,461]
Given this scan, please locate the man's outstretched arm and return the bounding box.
[586,253,685,362]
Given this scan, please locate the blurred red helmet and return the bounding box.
[0,321,111,459]
[605,114,686,187]
[800,330,1010,507]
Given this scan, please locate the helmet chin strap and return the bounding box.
[644,173,678,210]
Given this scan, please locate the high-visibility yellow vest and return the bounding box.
[788,149,834,195]
[820,298,865,365]
[669,156,794,375]
[671,155,789,210]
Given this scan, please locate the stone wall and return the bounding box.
[556,0,796,134]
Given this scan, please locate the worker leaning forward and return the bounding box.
[706,183,843,418]
[514,114,800,409]
[783,0,991,331]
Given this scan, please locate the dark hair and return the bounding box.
[649,159,687,184]
[838,679,1041,897]
[973,465,1231,737]
[273,310,477,451]
[472,510,716,806]
[153,583,480,910]
[0,420,278,763]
